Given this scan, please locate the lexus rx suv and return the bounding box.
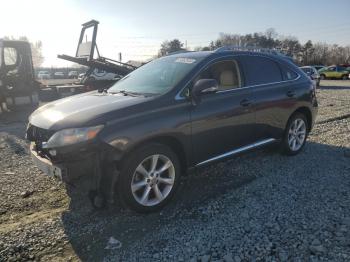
[27,49,318,212]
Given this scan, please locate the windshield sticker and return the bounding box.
[175,58,196,64]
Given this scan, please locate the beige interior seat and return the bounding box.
[219,70,238,90]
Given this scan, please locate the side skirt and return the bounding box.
[195,138,277,167]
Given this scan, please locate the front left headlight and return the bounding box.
[42,125,104,149]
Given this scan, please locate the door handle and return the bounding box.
[240,98,252,107]
[286,90,296,97]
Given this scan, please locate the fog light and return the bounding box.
[49,150,57,156]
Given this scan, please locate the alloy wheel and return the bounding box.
[131,154,175,206]
[288,118,306,151]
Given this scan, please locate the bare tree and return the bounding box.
[159,39,185,57]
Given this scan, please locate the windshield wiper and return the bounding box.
[108,90,146,97]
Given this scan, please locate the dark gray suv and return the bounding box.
[27,47,318,212]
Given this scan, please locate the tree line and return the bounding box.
[159,28,350,66]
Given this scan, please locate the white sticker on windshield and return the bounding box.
[175,58,196,64]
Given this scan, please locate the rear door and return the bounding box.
[240,55,296,140]
[190,57,255,165]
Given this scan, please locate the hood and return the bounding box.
[29,91,150,130]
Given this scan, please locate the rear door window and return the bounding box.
[281,66,298,80]
[241,56,283,86]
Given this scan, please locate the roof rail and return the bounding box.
[215,45,294,62]
[165,49,193,56]
[215,45,286,56]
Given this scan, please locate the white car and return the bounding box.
[68,71,78,79]
[88,68,121,81]
[300,66,320,87]
[54,72,65,79]
[37,71,51,80]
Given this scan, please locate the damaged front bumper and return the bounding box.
[30,142,100,184]
[30,143,64,180]
[29,142,120,203]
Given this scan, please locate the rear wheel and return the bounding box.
[342,75,348,80]
[118,143,181,213]
[281,113,308,155]
[320,74,326,80]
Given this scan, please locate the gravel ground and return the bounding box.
[0,80,349,261]
[316,80,350,123]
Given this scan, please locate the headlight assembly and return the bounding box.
[42,125,104,148]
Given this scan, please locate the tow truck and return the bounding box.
[0,39,39,112]
[0,20,138,112]
[56,20,138,95]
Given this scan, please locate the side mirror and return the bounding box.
[191,79,218,105]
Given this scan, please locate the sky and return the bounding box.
[1,0,349,67]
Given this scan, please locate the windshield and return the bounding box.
[108,55,203,95]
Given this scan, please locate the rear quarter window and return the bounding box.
[241,56,282,86]
[281,66,299,80]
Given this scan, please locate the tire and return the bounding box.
[320,74,326,80]
[342,75,348,80]
[118,143,181,213]
[281,113,308,156]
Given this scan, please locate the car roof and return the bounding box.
[165,51,213,59]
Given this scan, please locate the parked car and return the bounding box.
[78,72,85,81]
[318,65,349,80]
[311,65,325,71]
[300,66,320,87]
[88,68,121,81]
[68,71,78,79]
[53,72,65,79]
[27,49,318,212]
[37,71,51,80]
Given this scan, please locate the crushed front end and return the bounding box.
[26,123,118,204]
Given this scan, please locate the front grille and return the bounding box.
[27,124,56,160]
[26,124,55,143]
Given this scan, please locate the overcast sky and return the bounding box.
[1,0,349,67]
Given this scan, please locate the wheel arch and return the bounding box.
[289,107,312,132]
[119,135,189,175]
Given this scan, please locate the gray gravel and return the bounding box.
[0,80,349,261]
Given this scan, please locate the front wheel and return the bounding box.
[342,75,348,80]
[320,74,326,80]
[281,113,308,156]
[118,144,181,213]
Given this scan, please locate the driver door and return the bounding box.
[190,58,255,165]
